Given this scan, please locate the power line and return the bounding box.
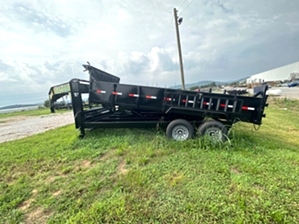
[165,0,193,40]
[180,0,195,15]
[177,0,190,10]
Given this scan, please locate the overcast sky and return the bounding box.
[1,0,299,107]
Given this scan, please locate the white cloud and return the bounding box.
[0,0,299,107]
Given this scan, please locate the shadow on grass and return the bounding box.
[74,118,298,154]
[80,126,256,152]
[85,127,159,140]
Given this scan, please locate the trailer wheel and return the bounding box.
[166,119,194,141]
[197,120,228,142]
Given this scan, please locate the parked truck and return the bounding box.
[49,63,269,141]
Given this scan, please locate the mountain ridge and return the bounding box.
[169,77,248,89]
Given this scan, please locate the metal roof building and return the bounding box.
[246,61,299,84]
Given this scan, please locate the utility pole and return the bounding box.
[173,8,185,90]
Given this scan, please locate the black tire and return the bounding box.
[166,119,194,141]
[197,120,228,142]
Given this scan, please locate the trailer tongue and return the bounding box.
[50,64,269,141]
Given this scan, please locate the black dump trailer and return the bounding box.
[52,64,269,141]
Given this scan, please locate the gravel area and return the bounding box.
[0,112,74,143]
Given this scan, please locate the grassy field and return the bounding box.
[0,108,50,119]
[0,99,299,223]
[0,107,69,120]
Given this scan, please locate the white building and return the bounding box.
[246,61,299,84]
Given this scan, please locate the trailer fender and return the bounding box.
[197,120,228,142]
[166,119,194,141]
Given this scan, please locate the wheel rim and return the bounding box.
[172,125,189,141]
[205,127,223,141]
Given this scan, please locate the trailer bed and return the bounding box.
[49,63,268,141]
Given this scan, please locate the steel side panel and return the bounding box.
[89,82,165,111]
[87,81,268,125]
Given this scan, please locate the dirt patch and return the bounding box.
[81,160,91,168]
[117,159,128,175]
[18,189,38,211]
[230,167,241,174]
[109,159,128,180]
[45,173,67,184]
[74,160,95,172]
[99,149,116,161]
[52,190,62,197]
[74,150,117,172]
[45,176,56,184]
[25,207,52,224]
[19,199,34,211]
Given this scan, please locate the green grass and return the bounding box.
[268,97,299,112]
[1,100,299,223]
[0,108,68,119]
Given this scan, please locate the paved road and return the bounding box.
[247,86,299,99]
[273,87,299,99]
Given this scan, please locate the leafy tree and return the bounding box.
[210,82,217,87]
[199,82,217,88]
[44,99,50,108]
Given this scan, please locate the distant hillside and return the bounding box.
[0,103,41,110]
[169,77,248,89]
[169,80,226,89]
[228,77,249,83]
